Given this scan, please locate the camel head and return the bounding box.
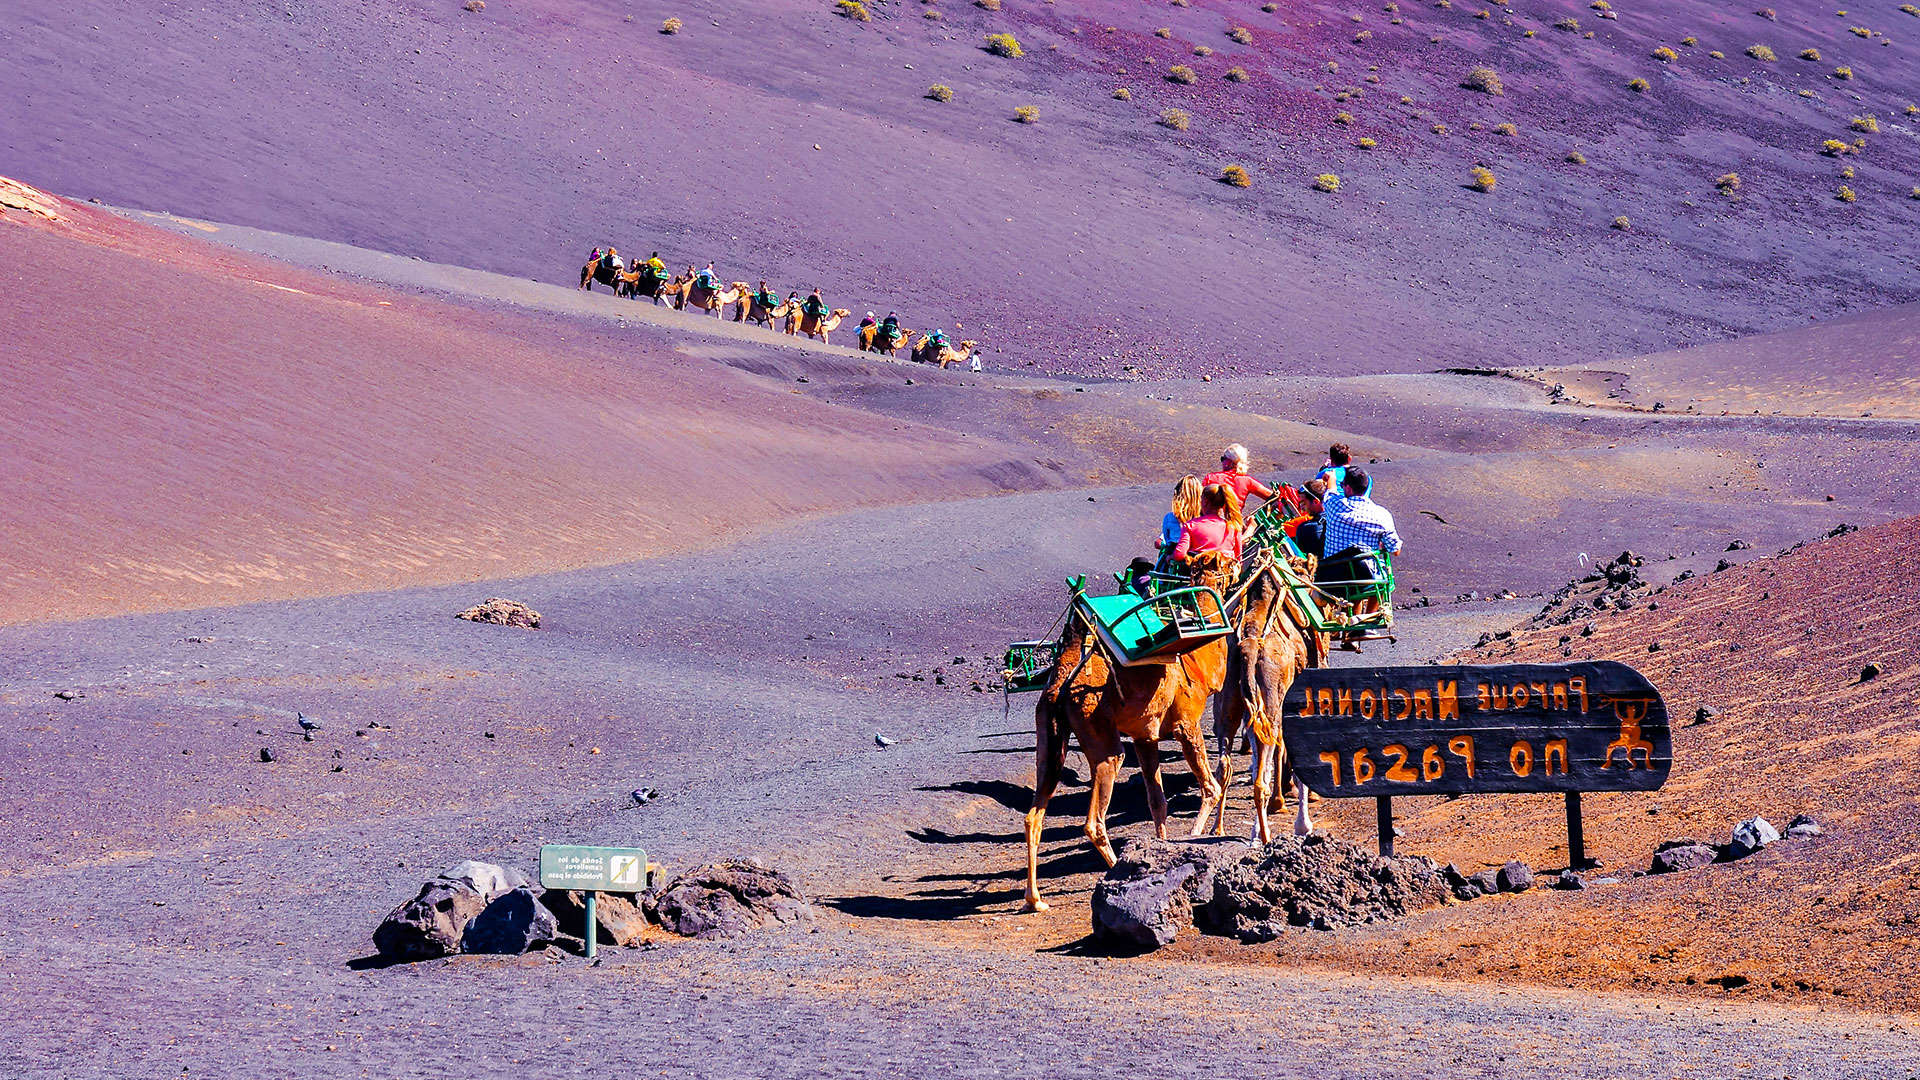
[1186,550,1240,593]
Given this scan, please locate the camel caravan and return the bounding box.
[1003,444,1403,910]
[578,247,982,369]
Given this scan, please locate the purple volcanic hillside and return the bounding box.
[7,0,1918,375]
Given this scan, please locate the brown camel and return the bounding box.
[682,277,745,318]
[1208,551,1329,843]
[1021,551,1237,913]
[741,293,792,328]
[911,336,982,369]
[578,254,621,292]
[858,324,914,356]
[797,307,852,345]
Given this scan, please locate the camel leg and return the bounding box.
[1134,738,1170,840]
[1293,771,1314,836]
[1249,738,1276,845]
[1080,730,1124,868]
[1178,733,1222,839]
[1023,700,1072,913]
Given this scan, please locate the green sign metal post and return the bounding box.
[539,844,652,959]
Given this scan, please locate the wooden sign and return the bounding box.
[1283,661,1670,797]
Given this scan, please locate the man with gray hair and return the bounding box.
[1202,443,1276,512]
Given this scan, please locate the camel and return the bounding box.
[857,324,914,356]
[740,292,793,328]
[1208,551,1329,844]
[578,253,623,292]
[1021,551,1237,913]
[797,307,852,345]
[617,264,674,302]
[681,277,746,318]
[910,336,982,369]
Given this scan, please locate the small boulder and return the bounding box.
[1785,814,1822,839]
[1497,861,1535,893]
[1554,869,1586,890]
[1649,840,1718,875]
[1692,706,1718,725]
[462,886,559,954]
[1442,863,1479,901]
[1092,837,1250,950]
[546,890,652,947]
[373,860,529,961]
[1468,868,1502,896]
[1860,662,1881,682]
[1727,817,1780,858]
[456,598,541,629]
[646,860,812,940]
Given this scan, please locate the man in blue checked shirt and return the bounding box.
[1318,466,1402,559]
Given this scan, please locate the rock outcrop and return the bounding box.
[373,860,528,960]
[462,886,559,954]
[546,890,652,947]
[456,598,541,629]
[1090,837,1252,950]
[646,860,812,939]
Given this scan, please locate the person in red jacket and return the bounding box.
[1202,443,1275,513]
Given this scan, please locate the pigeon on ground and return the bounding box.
[297,712,321,732]
[631,788,660,805]
[875,733,896,748]
[1418,510,1451,525]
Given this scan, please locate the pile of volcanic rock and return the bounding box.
[372,857,811,961]
[1522,550,1652,634]
[1647,814,1820,875]
[455,597,542,629]
[1091,834,1452,950]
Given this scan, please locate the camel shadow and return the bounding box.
[824,847,1110,922]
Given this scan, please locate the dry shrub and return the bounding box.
[1194,44,1214,56]
[463,0,485,12]
[1264,2,1279,10]
[1226,67,1250,82]
[1523,28,1535,36]
[924,7,941,17]
[986,32,1023,57]
[1555,17,1579,30]
[1836,185,1857,202]
[1716,172,1741,191]
[1852,115,1880,132]
[1627,77,1650,92]
[1799,88,1817,97]
[1747,44,1777,61]
[1841,165,1856,179]
[976,0,1000,7]
[927,84,954,101]
[1849,25,1871,37]
[1494,121,1517,135]
[1314,173,1341,192]
[1612,215,1631,229]
[1476,8,1491,18]
[1566,150,1586,163]
[1905,3,1920,14]
[1400,94,1414,104]
[1591,0,1611,9]
[1754,7,1775,19]
[1326,60,1340,72]
[1469,166,1497,191]
[1112,87,1132,100]
[1156,26,1173,38]
[1681,36,1698,46]
[1800,47,1822,60]
[1909,104,1920,115]
[1432,123,1449,134]
[1334,110,1355,124]
[1221,164,1252,187]
[1709,50,1726,59]
[661,16,683,33]
[1911,186,1920,199]
[1354,29,1372,41]
[1357,136,1378,148]
[1821,138,1853,155]
[1014,104,1039,123]
[1168,64,1198,83]
[1464,65,1503,94]
[1653,45,1678,61]
[1160,107,1191,130]
[1231,26,1254,44]
[1833,65,1854,78]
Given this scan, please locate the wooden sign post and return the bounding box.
[1281,661,1670,865]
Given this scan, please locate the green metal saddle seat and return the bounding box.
[1074,581,1232,667]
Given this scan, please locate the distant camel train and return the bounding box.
[575,250,982,367]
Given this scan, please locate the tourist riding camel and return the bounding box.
[1314,443,1373,496]
[1170,484,1244,565]
[1157,475,1203,571]
[1202,444,1276,513]
[578,247,624,292]
[796,289,849,343]
[1316,466,1401,646]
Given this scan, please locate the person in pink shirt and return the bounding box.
[1201,443,1276,513]
[1171,485,1244,564]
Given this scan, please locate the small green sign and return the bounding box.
[539,844,649,893]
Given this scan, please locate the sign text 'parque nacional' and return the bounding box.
[1282,660,1671,798]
